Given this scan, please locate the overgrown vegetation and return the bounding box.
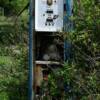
[0,0,100,100]
[0,0,28,100]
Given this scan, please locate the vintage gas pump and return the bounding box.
[34,0,64,99]
[29,0,73,100]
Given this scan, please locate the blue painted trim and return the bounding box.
[66,0,73,17]
[64,0,73,61]
[64,40,72,61]
[28,0,33,100]
[64,0,73,32]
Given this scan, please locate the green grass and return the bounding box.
[0,56,13,66]
[0,92,9,100]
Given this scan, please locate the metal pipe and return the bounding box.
[28,0,34,100]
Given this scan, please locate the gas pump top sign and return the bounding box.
[35,0,63,32]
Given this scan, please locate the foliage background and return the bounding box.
[0,0,28,100]
[0,0,100,100]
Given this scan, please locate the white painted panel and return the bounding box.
[35,0,63,32]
